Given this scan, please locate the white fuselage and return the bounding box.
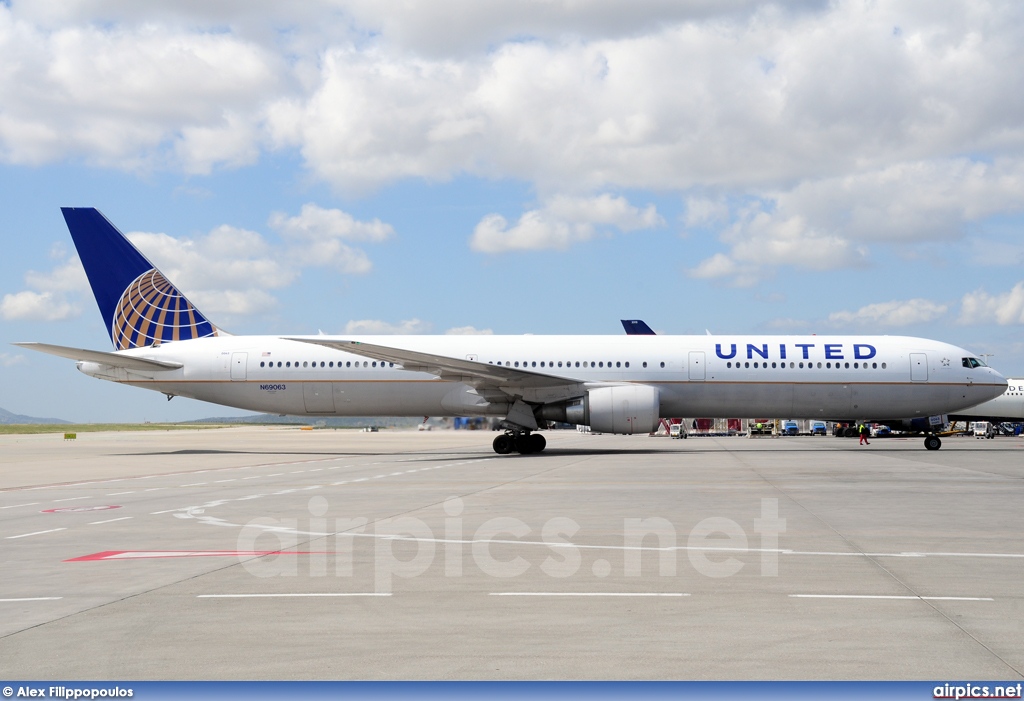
[952,379,1024,421]
[76,334,1006,422]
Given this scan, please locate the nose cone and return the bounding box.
[972,367,1007,404]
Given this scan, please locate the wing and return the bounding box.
[13,342,183,371]
[285,338,586,403]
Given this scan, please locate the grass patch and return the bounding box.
[0,423,235,435]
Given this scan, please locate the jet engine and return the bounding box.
[538,385,661,434]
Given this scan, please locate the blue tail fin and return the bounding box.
[61,207,219,350]
[621,319,656,335]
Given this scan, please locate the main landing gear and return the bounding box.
[492,431,547,455]
[924,435,942,451]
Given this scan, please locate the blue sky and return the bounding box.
[2,0,1024,422]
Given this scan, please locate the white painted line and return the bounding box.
[214,479,236,483]
[267,473,283,477]
[241,476,261,480]
[197,593,391,598]
[353,478,368,482]
[390,472,404,476]
[6,528,67,539]
[490,592,689,597]
[0,502,40,510]
[143,488,163,492]
[289,471,305,474]
[309,469,323,472]
[53,496,89,503]
[150,509,181,515]
[236,495,264,501]
[0,597,63,602]
[373,475,386,479]
[331,481,349,486]
[789,594,994,601]
[88,516,133,525]
[181,483,207,487]
[107,492,135,496]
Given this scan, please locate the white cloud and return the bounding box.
[828,298,949,327]
[268,203,393,274]
[2,203,392,323]
[0,353,27,367]
[445,325,493,335]
[0,11,282,170]
[470,194,662,253]
[269,203,394,243]
[959,283,1024,325]
[343,318,432,335]
[0,290,79,321]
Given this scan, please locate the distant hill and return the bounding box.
[186,413,434,428]
[0,407,72,425]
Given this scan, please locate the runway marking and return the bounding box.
[0,503,40,510]
[143,488,163,492]
[53,496,89,502]
[789,594,994,601]
[6,528,66,539]
[241,476,261,480]
[214,479,236,483]
[236,495,264,501]
[107,492,135,496]
[332,481,349,486]
[197,593,391,598]
[309,469,323,472]
[66,550,332,561]
[353,478,368,482]
[490,592,689,597]
[88,516,133,525]
[289,471,305,474]
[267,473,283,477]
[181,483,207,487]
[150,508,181,515]
[0,597,62,602]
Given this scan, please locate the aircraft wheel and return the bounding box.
[515,434,536,454]
[844,427,857,438]
[530,433,546,453]
[924,435,942,451]
[493,434,514,455]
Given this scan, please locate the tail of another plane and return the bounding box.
[61,207,220,351]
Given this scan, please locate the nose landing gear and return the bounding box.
[492,431,547,455]
[924,435,942,451]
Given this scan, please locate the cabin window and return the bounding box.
[744,362,749,368]
[625,362,630,368]
[642,362,647,368]
[260,361,265,367]
[844,362,850,368]
[881,362,887,369]
[660,362,665,368]
[286,362,291,368]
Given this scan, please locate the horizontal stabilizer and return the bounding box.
[13,342,183,371]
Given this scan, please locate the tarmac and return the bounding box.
[0,426,1022,680]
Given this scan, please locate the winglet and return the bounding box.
[61,207,219,350]
[621,319,656,335]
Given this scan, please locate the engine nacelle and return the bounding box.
[540,385,660,435]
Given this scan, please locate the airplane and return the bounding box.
[949,380,1024,424]
[14,207,1007,454]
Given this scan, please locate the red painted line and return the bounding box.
[64,550,332,562]
[42,505,121,514]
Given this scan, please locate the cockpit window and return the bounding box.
[962,357,987,368]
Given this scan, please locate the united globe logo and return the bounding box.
[111,269,216,350]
